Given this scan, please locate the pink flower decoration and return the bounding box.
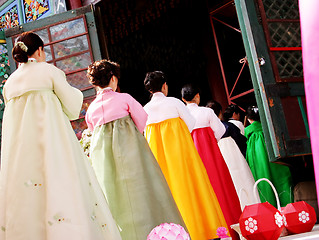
[147,223,190,240]
[216,227,230,238]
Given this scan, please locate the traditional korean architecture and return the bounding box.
[0,0,317,216]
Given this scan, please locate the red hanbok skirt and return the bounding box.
[192,127,242,240]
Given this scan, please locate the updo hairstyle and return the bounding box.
[223,104,241,121]
[246,106,260,121]
[12,31,44,63]
[87,59,120,88]
[181,83,200,101]
[144,71,167,93]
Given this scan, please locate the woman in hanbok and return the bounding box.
[0,32,122,240]
[85,60,186,240]
[245,106,294,207]
[224,104,245,136]
[181,84,241,238]
[207,100,259,209]
[143,71,228,240]
[207,100,247,156]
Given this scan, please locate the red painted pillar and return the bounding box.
[68,0,82,10]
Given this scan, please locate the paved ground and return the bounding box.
[279,225,319,239]
[231,224,319,240]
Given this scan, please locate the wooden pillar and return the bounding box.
[68,0,82,10]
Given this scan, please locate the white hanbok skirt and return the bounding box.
[0,90,122,240]
[218,136,260,209]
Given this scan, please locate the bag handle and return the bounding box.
[239,188,248,200]
[253,178,281,211]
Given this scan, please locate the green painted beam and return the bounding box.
[297,96,310,138]
[234,0,311,159]
[0,30,5,42]
[234,0,279,161]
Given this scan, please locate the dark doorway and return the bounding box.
[209,1,255,111]
[94,0,257,117]
[95,0,229,106]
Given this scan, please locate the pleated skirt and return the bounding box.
[246,132,294,207]
[191,127,242,240]
[0,90,122,240]
[145,117,228,240]
[90,115,186,240]
[218,136,260,209]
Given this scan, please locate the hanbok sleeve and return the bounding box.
[2,87,8,105]
[209,109,226,141]
[175,99,195,132]
[127,94,148,133]
[85,110,94,132]
[51,66,83,120]
[238,122,245,135]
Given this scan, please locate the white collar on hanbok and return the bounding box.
[187,103,198,108]
[97,87,113,95]
[18,58,37,67]
[151,92,166,100]
[27,58,37,63]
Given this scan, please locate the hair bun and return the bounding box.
[13,53,28,63]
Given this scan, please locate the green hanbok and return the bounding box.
[245,121,293,207]
[90,115,186,240]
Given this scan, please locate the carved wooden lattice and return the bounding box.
[261,0,302,81]
[262,0,299,19]
[274,51,303,79]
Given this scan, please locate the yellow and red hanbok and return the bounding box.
[186,103,242,240]
[144,92,228,240]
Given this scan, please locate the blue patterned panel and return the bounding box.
[0,1,20,30]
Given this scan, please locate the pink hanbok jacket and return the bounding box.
[85,87,147,133]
